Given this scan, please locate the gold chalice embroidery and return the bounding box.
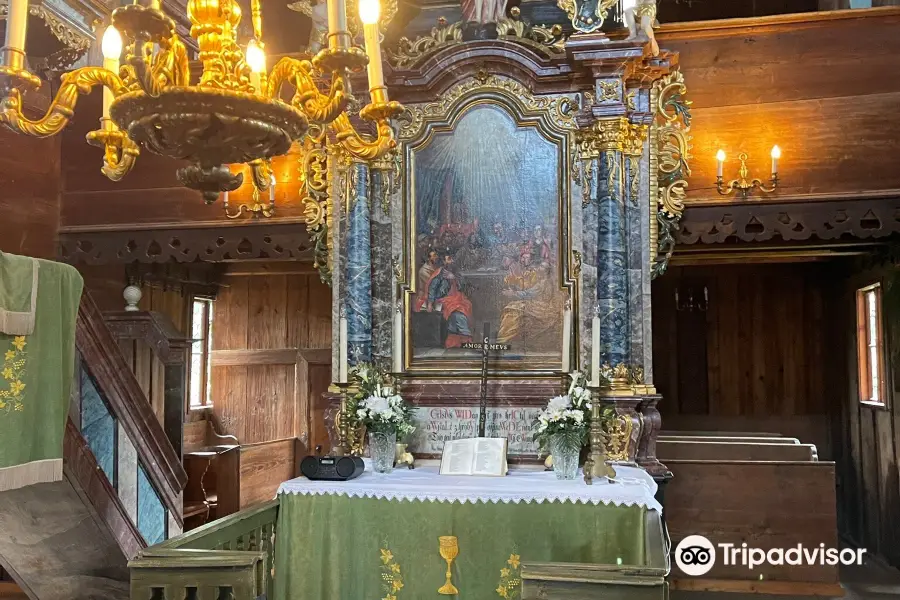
[438,535,459,595]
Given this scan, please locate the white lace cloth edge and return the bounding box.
[277,465,662,512]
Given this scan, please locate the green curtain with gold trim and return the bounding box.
[274,494,647,600]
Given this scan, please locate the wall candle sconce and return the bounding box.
[224,173,277,219]
[716,146,781,199]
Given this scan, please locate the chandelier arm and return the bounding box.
[330,112,396,161]
[0,66,125,138]
[100,135,140,182]
[266,57,349,125]
[249,158,273,190]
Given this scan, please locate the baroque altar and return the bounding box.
[326,0,691,481]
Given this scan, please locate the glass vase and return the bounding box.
[369,431,397,474]
[549,433,580,480]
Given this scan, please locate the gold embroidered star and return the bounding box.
[501,568,510,577]
[392,579,404,592]
[2,367,13,379]
[391,563,400,574]
[496,585,508,597]
[12,337,26,351]
[380,549,394,564]
[508,554,520,569]
[4,350,14,361]
[10,381,25,395]
[382,595,396,600]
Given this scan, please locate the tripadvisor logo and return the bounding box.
[675,535,867,576]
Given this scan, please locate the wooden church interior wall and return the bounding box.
[210,267,332,446]
[0,85,61,258]
[835,264,900,568]
[652,263,845,459]
[657,8,900,202]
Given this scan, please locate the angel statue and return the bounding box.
[624,0,659,57]
[461,0,507,24]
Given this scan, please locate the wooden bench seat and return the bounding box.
[657,439,818,462]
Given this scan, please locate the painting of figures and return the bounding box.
[409,103,565,370]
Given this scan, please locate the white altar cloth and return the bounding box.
[277,464,661,511]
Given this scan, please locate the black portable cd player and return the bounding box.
[300,454,365,481]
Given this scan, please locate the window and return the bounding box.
[189,297,214,408]
[856,283,886,406]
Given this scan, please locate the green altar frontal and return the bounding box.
[273,467,662,600]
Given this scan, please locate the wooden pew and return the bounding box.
[216,437,300,517]
[657,440,818,462]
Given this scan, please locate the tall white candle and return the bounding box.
[770,145,781,176]
[102,57,118,123]
[591,312,600,386]
[269,174,276,203]
[326,0,347,37]
[562,300,572,373]
[4,0,28,54]
[392,302,402,372]
[362,23,384,91]
[339,310,348,383]
[715,149,725,178]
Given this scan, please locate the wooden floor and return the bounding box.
[672,561,900,600]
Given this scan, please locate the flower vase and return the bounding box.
[369,431,397,474]
[549,433,580,480]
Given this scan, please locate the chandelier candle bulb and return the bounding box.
[327,0,349,40]
[359,0,384,90]
[3,0,29,63]
[101,27,122,124]
[771,145,781,175]
[269,173,276,203]
[716,149,725,178]
[246,40,266,92]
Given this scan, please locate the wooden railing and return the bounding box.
[75,293,188,528]
[129,499,279,600]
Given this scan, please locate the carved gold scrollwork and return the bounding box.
[300,138,332,285]
[652,70,692,278]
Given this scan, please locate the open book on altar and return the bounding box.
[439,437,508,477]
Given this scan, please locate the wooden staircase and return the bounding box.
[0,293,187,600]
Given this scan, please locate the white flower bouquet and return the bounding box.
[533,370,592,454]
[354,382,415,439]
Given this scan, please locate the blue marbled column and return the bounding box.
[596,150,629,366]
[369,171,393,368]
[346,162,373,365]
[624,154,645,368]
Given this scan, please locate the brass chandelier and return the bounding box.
[0,0,401,201]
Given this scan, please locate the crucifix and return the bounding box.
[461,323,510,437]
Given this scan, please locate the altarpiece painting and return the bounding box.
[404,99,571,373]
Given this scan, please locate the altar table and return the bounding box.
[274,466,661,600]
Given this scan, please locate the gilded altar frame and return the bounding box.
[395,74,581,376]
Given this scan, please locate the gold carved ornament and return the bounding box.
[651,70,692,278]
[556,0,618,33]
[573,117,646,207]
[0,0,402,203]
[387,10,564,69]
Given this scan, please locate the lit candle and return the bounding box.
[246,39,266,93]
[4,0,29,57]
[101,26,122,127]
[591,309,600,386]
[326,0,348,39]
[339,308,348,383]
[562,299,572,373]
[770,145,781,176]
[269,173,276,203]
[716,149,725,179]
[392,301,402,373]
[359,0,384,91]
[223,190,229,209]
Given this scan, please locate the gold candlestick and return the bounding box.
[438,536,459,595]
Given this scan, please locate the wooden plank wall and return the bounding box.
[837,265,900,568]
[0,87,61,258]
[652,263,843,457]
[657,8,900,203]
[210,268,331,445]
